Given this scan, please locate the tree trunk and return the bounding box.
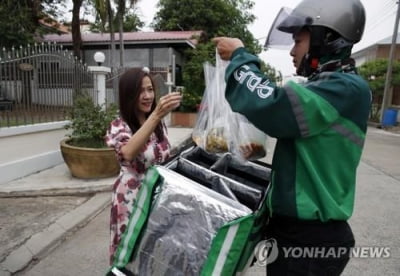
[26,0,41,28]
[119,13,124,68]
[107,0,115,71]
[71,0,83,60]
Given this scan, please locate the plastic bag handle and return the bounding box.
[215,49,221,96]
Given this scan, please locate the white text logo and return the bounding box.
[233,65,274,99]
[254,239,391,266]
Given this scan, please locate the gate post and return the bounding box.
[88,52,110,109]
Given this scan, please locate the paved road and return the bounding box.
[0,127,193,276]
[2,127,400,276]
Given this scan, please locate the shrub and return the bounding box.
[65,92,118,148]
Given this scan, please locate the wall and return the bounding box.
[0,122,68,185]
[83,47,176,68]
[376,45,400,60]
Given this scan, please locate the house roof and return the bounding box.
[39,17,70,34]
[375,32,400,45]
[351,32,400,58]
[43,31,203,48]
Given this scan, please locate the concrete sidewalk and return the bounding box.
[1,126,399,275]
[0,127,193,275]
[0,128,193,198]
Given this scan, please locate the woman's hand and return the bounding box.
[212,37,244,60]
[152,92,182,120]
[120,92,181,161]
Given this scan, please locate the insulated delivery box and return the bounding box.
[108,146,271,276]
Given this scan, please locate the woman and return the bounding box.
[105,67,182,263]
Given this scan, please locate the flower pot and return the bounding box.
[171,112,198,127]
[60,138,120,179]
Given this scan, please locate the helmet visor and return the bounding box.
[264,7,296,50]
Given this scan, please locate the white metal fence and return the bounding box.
[0,42,171,128]
[0,42,99,127]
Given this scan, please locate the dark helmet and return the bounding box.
[277,0,366,76]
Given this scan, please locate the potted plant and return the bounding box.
[60,92,120,179]
[170,87,202,127]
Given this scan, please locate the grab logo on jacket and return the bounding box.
[233,65,274,99]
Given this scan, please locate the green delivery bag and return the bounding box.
[108,147,270,276]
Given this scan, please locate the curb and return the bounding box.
[0,164,115,198]
[0,151,64,186]
[0,134,194,198]
[0,193,110,274]
[0,132,194,274]
[0,184,112,198]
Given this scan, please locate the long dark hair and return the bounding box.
[118,68,164,141]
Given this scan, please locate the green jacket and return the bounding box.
[225,48,371,222]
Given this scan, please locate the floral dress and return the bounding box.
[105,117,171,263]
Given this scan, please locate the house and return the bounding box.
[43,31,204,87]
[352,33,400,65]
[352,33,400,106]
[38,16,70,34]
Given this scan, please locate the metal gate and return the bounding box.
[0,42,98,127]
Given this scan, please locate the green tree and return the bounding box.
[358,59,400,121]
[91,0,116,68]
[179,40,280,112]
[0,1,34,48]
[151,0,267,111]
[152,0,260,54]
[90,10,144,33]
[116,0,141,67]
[0,0,64,49]
[91,0,143,68]
[180,42,215,112]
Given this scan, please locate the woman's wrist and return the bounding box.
[148,112,162,124]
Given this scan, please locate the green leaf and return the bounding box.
[65,91,118,147]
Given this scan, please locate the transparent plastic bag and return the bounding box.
[192,52,267,160]
[192,54,233,154]
[235,120,267,160]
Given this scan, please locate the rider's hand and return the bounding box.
[212,37,244,60]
